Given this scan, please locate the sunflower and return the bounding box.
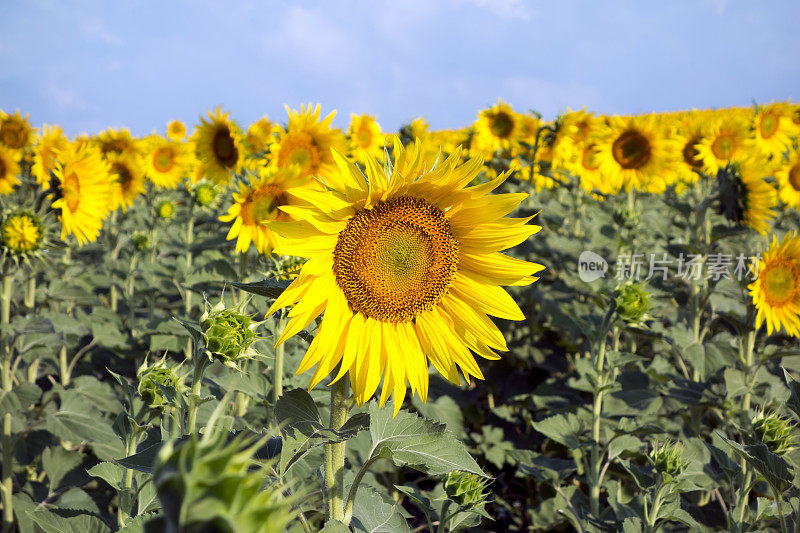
[717,161,777,236]
[95,128,139,159]
[695,116,750,175]
[0,146,21,195]
[245,116,276,155]
[32,125,70,186]
[668,116,707,187]
[752,102,793,158]
[266,139,544,413]
[0,212,44,253]
[219,167,309,255]
[145,136,189,189]
[749,232,800,337]
[347,114,385,162]
[270,104,346,185]
[472,100,520,156]
[167,120,187,141]
[554,108,599,167]
[776,152,800,208]
[108,152,145,211]
[193,108,244,185]
[51,145,114,245]
[0,110,35,153]
[595,115,668,192]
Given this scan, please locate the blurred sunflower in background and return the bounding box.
[32,125,70,186]
[267,139,544,413]
[0,146,21,195]
[95,128,139,160]
[0,110,35,154]
[244,116,275,155]
[472,99,520,157]
[145,136,188,189]
[0,212,43,254]
[51,145,114,244]
[595,114,668,192]
[669,115,706,188]
[717,161,777,236]
[270,104,346,185]
[347,114,385,163]
[752,102,793,158]
[167,120,187,141]
[194,108,244,185]
[219,167,307,255]
[695,116,750,175]
[749,232,800,337]
[776,152,800,208]
[108,152,145,211]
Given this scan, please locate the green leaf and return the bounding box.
[45,404,124,461]
[42,446,83,490]
[531,412,584,449]
[351,484,411,533]
[718,433,794,492]
[782,368,800,420]
[228,278,291,299]
[0,390,20,417]
[607,434,642,460]
[319,522,352,533]
[27,510,110,533]
[513,450,576,484]
[87,462,126,490]
[622,516,643,533]
[367,402,487,477]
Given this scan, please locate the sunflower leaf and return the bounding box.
[228,278,291,299]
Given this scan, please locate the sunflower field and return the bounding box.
[1,100,800,533]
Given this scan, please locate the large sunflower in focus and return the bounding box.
[695,116,750,175]
[595,115,668,192]
[51,145,114,245]
[108,152,145,211]
[749,232,800,337]
[145,136,189,189]
[267,139,544,413]
[717,161,777,236]
[0,146,21,195]
[270,104,346,185]
[219,167,309,255]
[347,114,385,163]
[776,152,800,208]
[0,111,35,154]
[194,108,244,185]
[32,126,70,186]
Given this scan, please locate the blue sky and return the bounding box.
[1,0,797,137]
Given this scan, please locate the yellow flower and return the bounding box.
[51,145,114,245]
[267,139,544,414]
[472,99,521,156]
[752,102,793,158]
[270,104,346,186]
[108,152,145,212]
[348,114,385,162]
[749,232,800,337]
[193,108,244,185]
[245,116,276,155]
[0,146,21,195]
[695,116,750,175]
[776,151,800,208]
[95,128,139,160]
[145,136,189,189]
[0,213,43,253]
[668,115,706,188]
[167,120,187,141]
[219,167,309,254]
[32,125,70,186]
[595,115,669,192]
[157,200,176,220]
[718,161,777,236]
[0,110,35,153]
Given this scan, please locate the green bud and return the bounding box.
[131,231,150,251]
[444,471,490,509]
[194,182,218,207]
[152,432,294,533]
[648,441,688,482]
[157,200,176,219]
[137,357,186,408]
[200,300,260,367]
[615,283,651,324]
[753,409,797,456]
[613,204,639,228]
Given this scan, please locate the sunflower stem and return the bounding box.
[24,275,35,309]
[325,378,350,523]
[590,305,614,517]
[187,356,210,434]
[273,313,286,408]
[184,216,195,360]
[1,272,15,533]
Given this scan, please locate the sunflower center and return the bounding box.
[761,261,799,306]
[280,133,321,173]
[489,112,514,139]
[581,145,599,171]
[759,112,779,139]
[0,158,6,178]
[333,195,459,323]
[213,129,238,167]
[241,186,286,225]
[42,148,56,171]
[571,120,590,143]
[711,134,736,160]
[789,164,800,192]
[63,172,81,213]
[113,163,134,194]
[153,147,175,173]
[1,124,24,149]
[682,136,703,169]
[612,130,651,170]
[357,127,373,148]
[101,140,128,156]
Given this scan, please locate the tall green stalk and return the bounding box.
[325,379,350,523]
[1,272,15,532]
